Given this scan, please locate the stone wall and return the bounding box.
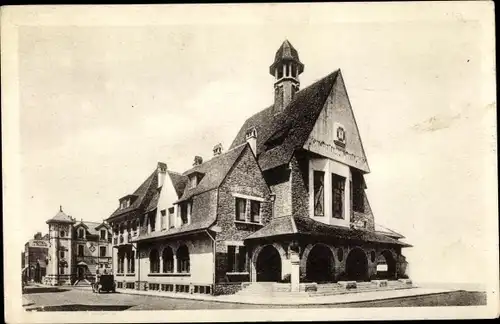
[290,152,310,218]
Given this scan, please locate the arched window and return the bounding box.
[176,245,190,273]
[60,230,65,237]
[149,249,160,273]
[162,247,174,273]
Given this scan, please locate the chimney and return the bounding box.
[213,143,223,156]
[34,232,42,240]
[245,127,257,155]
[157,162,167,188]
[193,156,203,166]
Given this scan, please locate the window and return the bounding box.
[332,174,346,219]
[285,63,290,76]
[250,201,261,223]
[161,210,167,230]
[118,252,125,273]
[149,249,160,273]
[149,213,156,232]
[168,207,175,229]
[176,245,190,273]
[162,247,174,273]
[100,246,106,257]
[100,230,106,240]
[60,251,65,258]
[227,245,247,273]
[78,245,84,257]
[352,172,365,213]
[235,198,246,221]
[78,229,84,239]
[314,171,325,216]
[180,203,190,225]
[189,175,197,188]
[60,231,65,237]
[292,64,297,77]
[129,251,135,274]
[60,267,65,274]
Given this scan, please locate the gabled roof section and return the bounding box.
[176,144,248,203]
[82,221,102,236]
[108,170,158,219]
[95,222,111,230]
[229,70,339,171]
[167,171,189,198]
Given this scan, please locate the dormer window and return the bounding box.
[120,199,129,209]
[179,201,192,225]
[188,172,204,189]
[100,230,106,240]
[78,228,85,239]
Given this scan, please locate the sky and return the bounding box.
[6,3,497,286]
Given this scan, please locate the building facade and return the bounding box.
[23,232,49,283]
[106,40,411,295]
[44,207,113,286]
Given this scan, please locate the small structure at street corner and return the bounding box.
[106,40,412,297]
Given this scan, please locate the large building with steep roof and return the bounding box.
[44,206,113,286]
[106,40,411,296]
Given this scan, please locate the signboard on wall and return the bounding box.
[28,240,49,248]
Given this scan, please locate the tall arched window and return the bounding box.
[162,247,174,273]
[176,245,190,273]
[149,249,160,273]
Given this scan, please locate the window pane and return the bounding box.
[227,246,235,272]
[314,171,325,216]
[168,207,175,228]
[332,174,345,219]
[250,201,261,223]
[238,246,247,272]
[235,198,246,221]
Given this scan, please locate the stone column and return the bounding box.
[290,251,300,292]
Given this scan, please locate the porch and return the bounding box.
[244,216,411,291]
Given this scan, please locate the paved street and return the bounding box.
[23,286,487,311]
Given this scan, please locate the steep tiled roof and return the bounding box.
[167,171,188,198]
[230,70,339,171]
[176,144,248,203]
[46,208,75,224]
[146,188,161,212]
[82,221,103,236]
[108,170,158,219]
[245,215,411,247]
[132,217,216,243]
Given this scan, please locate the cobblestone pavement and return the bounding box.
[24,287,487,311]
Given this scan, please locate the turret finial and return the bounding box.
[59,205,62,212]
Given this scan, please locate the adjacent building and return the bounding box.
[43,207,113,286]
[23,232,49,283]
[106,40,411,295]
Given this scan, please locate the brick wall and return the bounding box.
[214,146,272,283]
[351,193,375,231]
[291,152,310,218]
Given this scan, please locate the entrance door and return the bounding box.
[77,266,85,280]
[256,245,282,282]
[345,248,368,282]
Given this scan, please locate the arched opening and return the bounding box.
[306,244,335,283]
[256,245,282,282]
[162,247,174,273]
[346,248,368,282]
[376,250,397,279]
[176,245,190,273]
[149,249,160,273]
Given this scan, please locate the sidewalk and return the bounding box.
[114,287,457,305]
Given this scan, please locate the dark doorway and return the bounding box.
[77,266,85,280]
[376,250,397,279]
[306,244,335,283]
[346,248,368,282]
[256,245,282,282]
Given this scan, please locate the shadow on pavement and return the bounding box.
[26,304,133,312]
[24,287,71,294]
